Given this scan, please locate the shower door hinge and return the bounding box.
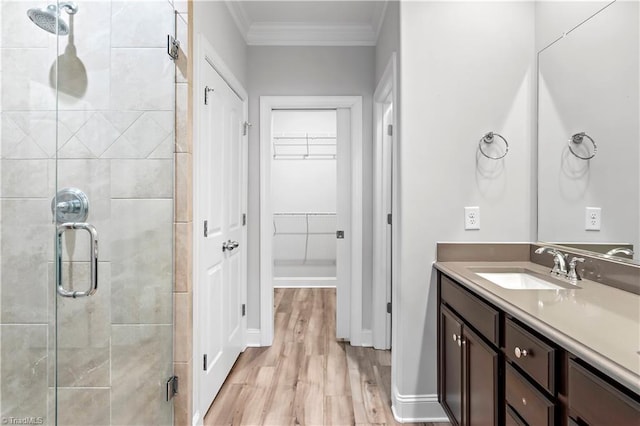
[203,354,208,371]
[167,35,180,60]
[204,220,208,237]
[166,375,179,401]
[242,304,246,317]
[387,124,393,136]
[243,122,252,136]
[387,302,392,314]
[387,213,392,225]
[242,213,247,226]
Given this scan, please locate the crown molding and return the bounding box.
[246,22,377,46]
[225,0,251,42]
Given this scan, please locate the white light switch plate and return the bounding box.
[465,206,480,230]
[585,207,601,231]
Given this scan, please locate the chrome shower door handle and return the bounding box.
[56,222,98,298]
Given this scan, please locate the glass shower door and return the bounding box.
[52,1,175,424]
[0,1,175,424]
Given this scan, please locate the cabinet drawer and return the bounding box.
[568,359,640,425]
[506,364,556,426]
[440,274,500,345]
[505,318,556,394]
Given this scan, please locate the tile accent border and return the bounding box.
[173,1,194,424]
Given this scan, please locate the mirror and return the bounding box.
[537,0,639,265]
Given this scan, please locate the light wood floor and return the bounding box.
[203,288,448,426]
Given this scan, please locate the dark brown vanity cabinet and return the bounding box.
[438,271,640,426]
[439,276,500,426]
[568,359,640,425]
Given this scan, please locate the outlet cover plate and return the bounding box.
[585,207,601,231]
[465,206,480,230]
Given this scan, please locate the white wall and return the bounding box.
[247,46,376,330]
[394,1,535,419]
[193,1,248,87]
[375,0,399,84]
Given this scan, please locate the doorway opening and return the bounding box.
[271,110,338,288]
[259,96,363,346]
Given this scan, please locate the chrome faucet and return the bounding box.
[535,246,568,277]
[605,247,634,257]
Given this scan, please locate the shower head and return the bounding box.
[27,2,78,36]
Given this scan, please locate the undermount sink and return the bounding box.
[470,267,579,290]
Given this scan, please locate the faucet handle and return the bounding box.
[568,257,585,281]
[569,257,585,267]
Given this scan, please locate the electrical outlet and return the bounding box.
[465,206,480,230]
[585,207,601,231]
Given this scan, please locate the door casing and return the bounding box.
[373,53,397,350]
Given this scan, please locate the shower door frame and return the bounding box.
[259,95,364,346]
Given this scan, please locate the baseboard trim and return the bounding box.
[246,328,262,347]
[274,277,336,288]
[391,388,448,423]
[360,329,373,347]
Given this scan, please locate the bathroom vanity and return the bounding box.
[435,257,640,426]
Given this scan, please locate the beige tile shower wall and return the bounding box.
[173,1,193,424]
[0,1,176,424]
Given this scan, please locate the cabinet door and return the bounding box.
[441,306,464,426]
[569,359,640,425]
[465,326,500,426]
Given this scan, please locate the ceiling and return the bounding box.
[225,1,389,46]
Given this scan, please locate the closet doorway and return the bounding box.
[260,96,363,346]
[271,110,338,288]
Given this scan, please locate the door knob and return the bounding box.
[222,240,240,252]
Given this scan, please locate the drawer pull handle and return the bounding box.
[514,347,529,358]
[522,397,527,406]
[452,333,462,347]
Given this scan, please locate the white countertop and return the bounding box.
[435,260,640,394]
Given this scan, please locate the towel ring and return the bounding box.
[479,132,509,160]
[568,132,597,160]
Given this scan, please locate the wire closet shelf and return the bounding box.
[272,212,337,265]
[272,133,337,160]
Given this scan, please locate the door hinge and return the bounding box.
[204,220,208,237]
[167,35,180,60]
[242,213,247,226]
[387,302,392,314]
[166,375,179,401]
[242,303,246,317]
[387,213,392,225]
[336,230,345,239]
[387,124,393,136]
[243,122,252,136]
[204,86,214,105]
[203,354,208,371]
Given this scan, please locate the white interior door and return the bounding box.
[197,58,244,414]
